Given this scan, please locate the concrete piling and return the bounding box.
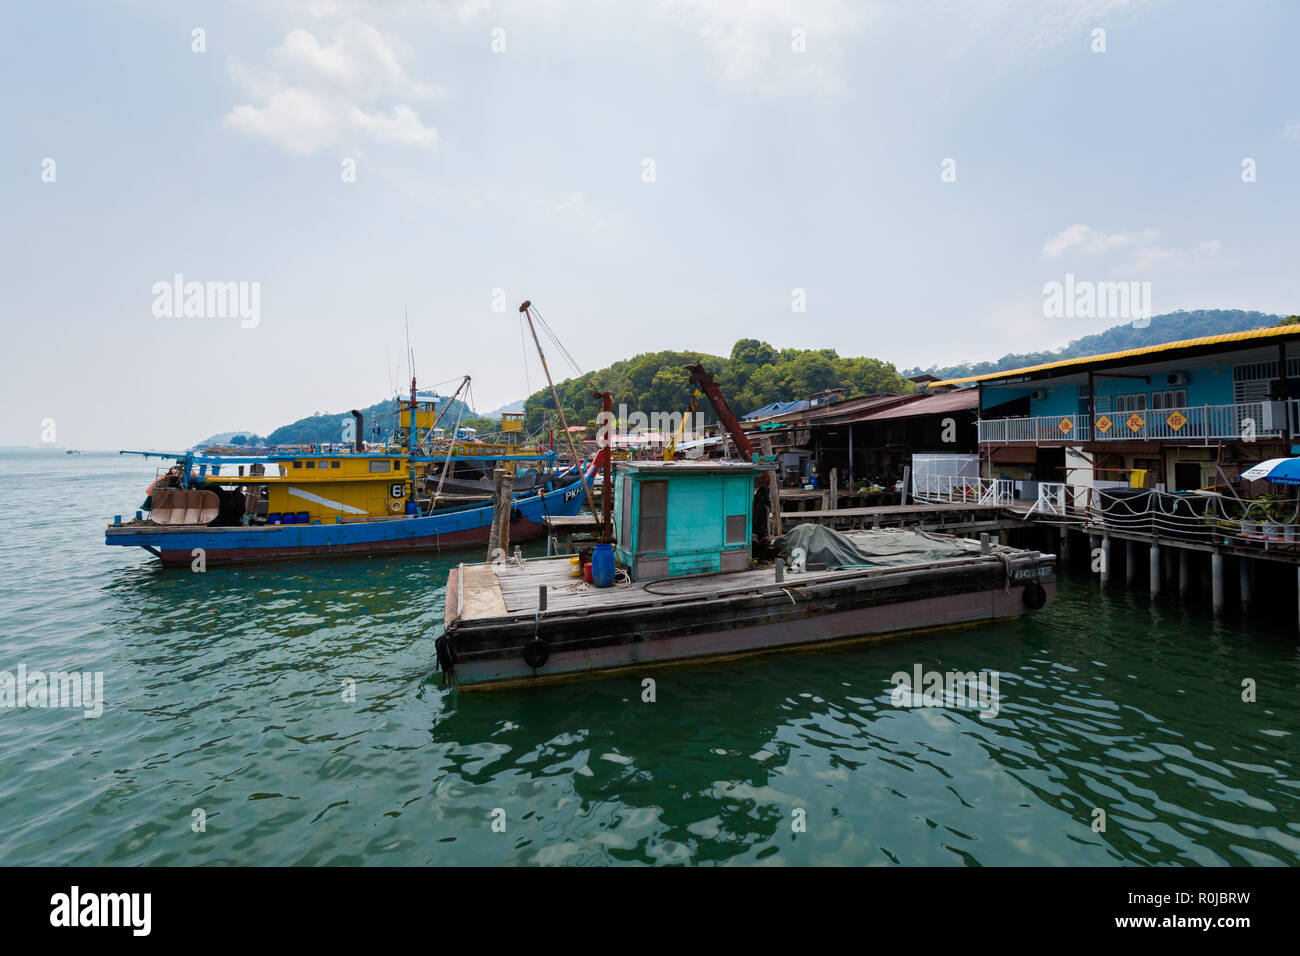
[1211,552,1225,617]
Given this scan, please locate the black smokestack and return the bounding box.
[351,410,364,452]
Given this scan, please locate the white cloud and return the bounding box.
[1284,121,1300,142]
[223,22,441,155]
[659,0,874,96]
[1042,223,1222,275]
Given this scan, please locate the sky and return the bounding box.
[3,0,1298,449]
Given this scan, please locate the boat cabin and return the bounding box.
[612,460,764,580]
[201,454,412,525]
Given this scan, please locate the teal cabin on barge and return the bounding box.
[613,461,759,580]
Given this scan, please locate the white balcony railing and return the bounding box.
[978,402,1287,444]
[912,475,1014,506]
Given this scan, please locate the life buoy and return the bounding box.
[1022,580,1047,610]
[522,637,550,669]
[388,499,404,513]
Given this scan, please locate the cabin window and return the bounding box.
[637,480,668,553]
[292,461,302,469]
[306,461,316,468]
[369,460,392,473]
[725,514,748,543]
[393,460,402,470]
[330,461,340,468]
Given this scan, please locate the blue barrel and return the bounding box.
[591,543,615,588]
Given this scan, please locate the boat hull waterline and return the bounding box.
[106,464,595,566]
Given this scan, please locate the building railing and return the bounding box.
[978,401,1287,444]
[912,475,1014,506]
[1080,488,1300,550]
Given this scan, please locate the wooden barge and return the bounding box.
[438,461,1056,690]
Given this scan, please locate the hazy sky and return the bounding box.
[4,0,1298,449]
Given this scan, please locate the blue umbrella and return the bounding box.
[1239,458,1300,484]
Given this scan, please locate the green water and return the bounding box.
[1,450,1298,865]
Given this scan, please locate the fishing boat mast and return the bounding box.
[518,300,602,540]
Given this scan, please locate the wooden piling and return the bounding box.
[1179,549,1190,597]
[1101,535,1111,584]
[1149,542,1161,597]
[1126,540,1136,587]
[498,468,515,557]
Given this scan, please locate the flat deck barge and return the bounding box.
[440,532,1056,690]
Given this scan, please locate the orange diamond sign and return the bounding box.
[1096,414,1113,434]
[1058,417,1074,435]
[1126,413,1145,433]
[1166,410,1188,432]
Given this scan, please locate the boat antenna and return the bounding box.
[518,300,600,537]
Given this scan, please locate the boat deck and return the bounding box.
[453,548,1017,625]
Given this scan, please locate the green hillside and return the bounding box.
[522,340,913,432]
[902,310,1288,380]
[199,395,484,449]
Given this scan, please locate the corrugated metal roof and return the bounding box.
[929,324,1300,387]
[797,393,920,425]
[859,388,978,421]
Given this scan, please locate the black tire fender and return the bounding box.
[523,637,550,669]
[1022,580,1047,610]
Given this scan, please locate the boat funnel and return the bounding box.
[350,409,364,451]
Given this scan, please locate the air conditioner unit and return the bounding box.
[1166,372,1188,386]
[1030,390,1048,401]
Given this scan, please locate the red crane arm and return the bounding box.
[687,363,755,459]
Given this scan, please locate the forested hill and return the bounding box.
[522,340,913,431]
[902,310,1288,381]
[199,395,481,449]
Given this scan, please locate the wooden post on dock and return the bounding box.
[1179,549,1190,597]
[1101,535,1111,584]
[487,468,504,560]
[488,467,514,561]
[1060,526,1070,559]
[829,468,838,511]
[1149,542,1161,597]
[498,468,515,557]
[1126,541,1136,587]
[761,437,782,537]
[1239,558,1252,615]
[1211,551,1225,617]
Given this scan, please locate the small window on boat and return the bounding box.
[393,460,402,470]
[331,461,340,468]
[369,460,392,473]
[306,461,316,468]
[292,461,302,469]
[725,514,747,543]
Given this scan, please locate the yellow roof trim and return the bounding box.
[930,324,1300,387]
